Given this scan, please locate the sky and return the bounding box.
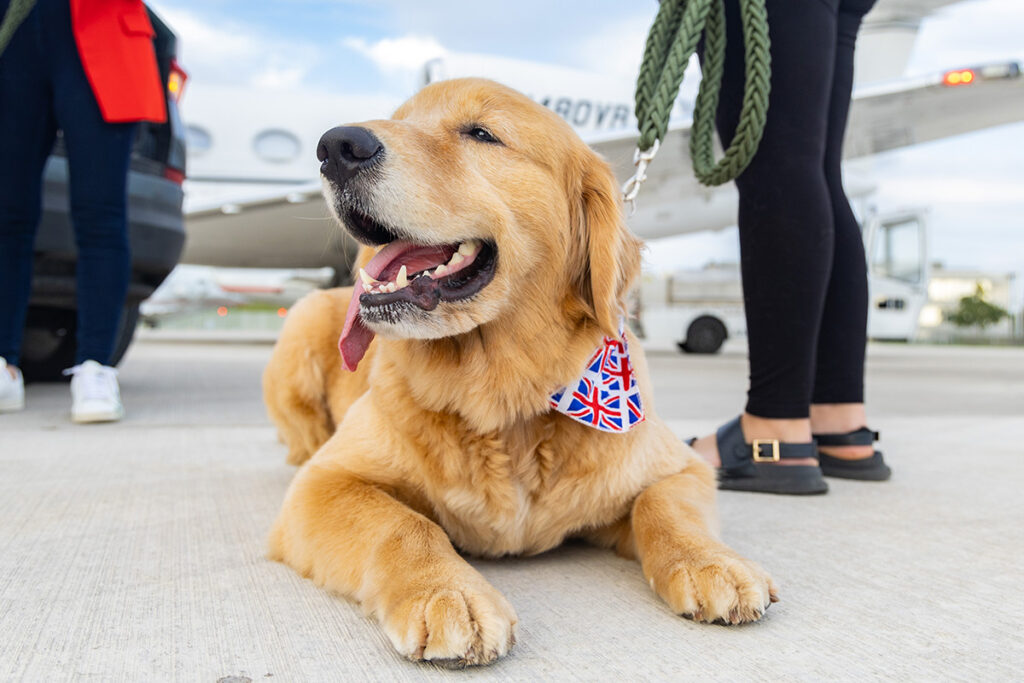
[148,0,1024,306]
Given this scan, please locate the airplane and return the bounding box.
[140,266,335,324]
[177,0,1023,277]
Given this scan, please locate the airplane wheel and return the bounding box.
[680,315,727,354]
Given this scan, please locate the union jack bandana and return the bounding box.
[549,321,645,433]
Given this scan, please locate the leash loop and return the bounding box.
[627,0,771,207]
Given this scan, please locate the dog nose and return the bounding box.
[317,126,384,185]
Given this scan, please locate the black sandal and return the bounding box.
[690,416,828,495]
[813,427,891,481]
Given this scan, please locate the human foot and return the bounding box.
[692,416,826,495]
[690,413,817,468]
[64,361,124,423]
[0,358,25,412]
[810,403,874,459]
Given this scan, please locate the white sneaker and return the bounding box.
[0,357,25,413]
[64,360,124,423]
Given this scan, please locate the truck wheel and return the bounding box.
[680,315,727,354]
[20,303,140,382]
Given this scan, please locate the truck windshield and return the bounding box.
[872,217,923,284]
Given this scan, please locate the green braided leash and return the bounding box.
[631,0,771,192]
[0,0,36,58]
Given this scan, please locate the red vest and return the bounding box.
[70,0,166,123]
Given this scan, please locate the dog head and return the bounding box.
[320,78,641,371]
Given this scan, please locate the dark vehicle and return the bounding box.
[21,7,186,381]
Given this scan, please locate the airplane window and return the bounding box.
[253,129,302,163]
[185,125,213,156]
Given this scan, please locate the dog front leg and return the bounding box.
[268,462,517,666]
[631,459,778,624]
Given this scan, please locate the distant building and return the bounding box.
[917,265,1019,342]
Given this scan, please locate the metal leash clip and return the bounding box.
[621,139,660,216]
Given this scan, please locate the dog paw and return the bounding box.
[381,581,517,667]
[652,550,778,625]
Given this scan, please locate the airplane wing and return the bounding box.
[594,61,1023,176]
[180,62,1022,266]
[180,181,359,271]
[589,61,1023,240]
[843,62,1022,157]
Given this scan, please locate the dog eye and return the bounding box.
[466,126,501,145]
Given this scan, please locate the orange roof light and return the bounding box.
[217,306,228,317]
[942,68,976,86]
[277,307,288,318]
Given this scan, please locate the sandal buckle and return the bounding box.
[752,439,780,463]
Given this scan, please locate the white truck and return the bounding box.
[636,210,931,353]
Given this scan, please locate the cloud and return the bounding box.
[155,6,321,89]
[341,34,447,73]
[568,12,653,80]
[338,0,642,64]
[338,34,449,95]
[568,10,702,109]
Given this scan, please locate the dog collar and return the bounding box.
[549,321,645,433]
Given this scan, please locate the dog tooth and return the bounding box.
[434,264,448,277]
[458,240,478,256]
[396,265,408,289]
[448,252,464,266]
[384,282,397,293]
[358,268,376,286]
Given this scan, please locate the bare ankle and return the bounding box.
[741,413,812,443]
[810,403,867,434]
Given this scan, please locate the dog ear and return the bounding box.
[569,152,643,337]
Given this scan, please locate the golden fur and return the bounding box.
[264,78,777,666]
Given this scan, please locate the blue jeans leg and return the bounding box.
[0,2,57,368]
[48,0,136,366]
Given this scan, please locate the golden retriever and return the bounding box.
[263,78,776,667]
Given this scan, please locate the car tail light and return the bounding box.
[942,68,976,86]
[168,59,188,103]
[164,167,185,184]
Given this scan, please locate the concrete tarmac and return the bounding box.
[2,338,1023,681]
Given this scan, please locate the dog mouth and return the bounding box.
[338,237,498,371]
[341,206,400,246]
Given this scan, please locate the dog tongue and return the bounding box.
[338,288,374,371]
[338,241,419,371]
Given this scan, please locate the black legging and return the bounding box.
[711,0,877,418]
